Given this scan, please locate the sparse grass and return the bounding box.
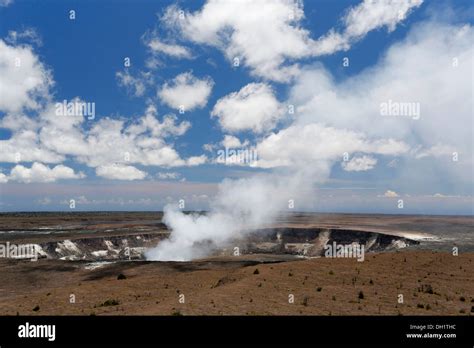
[99,299,120,307]
[418,284,434,294]
[358,291,364,300]
[253,268,259,275]
[1,248,471,316]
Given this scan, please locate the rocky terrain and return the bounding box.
[0,227,418,261]
[0,212,472,315]
[0,251,472,315]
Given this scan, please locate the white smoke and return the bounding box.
[145,168,328,261]
[145,19,473,261]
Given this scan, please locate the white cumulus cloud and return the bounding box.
[212,83,284,133]
[313,0,423,55]
[6,162,85,183]
[158,72,213,111]
[289,21,473,185]
[0,39,53,113]
[220,135,248,148]
[96,164,147,181]
[254,124,408,169]
[162,0,313,82]
[161,0,422,82]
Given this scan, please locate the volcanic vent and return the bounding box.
[0,210,426,262]
[203,227,418,259]
[12,226,418,262]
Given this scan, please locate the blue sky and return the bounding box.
[0,0,472,214]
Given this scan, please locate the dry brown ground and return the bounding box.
[0,251,472,316]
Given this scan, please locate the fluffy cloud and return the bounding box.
[5,162,84,183]
[162,0,313,82]
[186,155,207,166]
[288,21,473,185]
[61,105,194,168]
[0,39,208,178]
[141,32,193,69]
[116,70,152,97]
[220,135,248,148]
[0,112,66,163]
[161,0,421,82]
[211,83,284,133]
[342,155,378,172]
[313,0,423,55]
[158,72,213,111]
[292,22,472,141]
[145,37,192,59]
[254,124,408,169]
[245,18,472,199]
[0,39,52,113]
[0,101,207,172]
[96,164,147,181]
